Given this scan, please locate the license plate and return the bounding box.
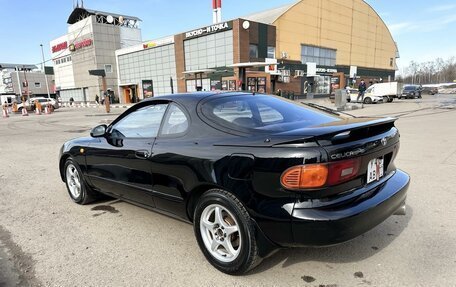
[367,157,384,184]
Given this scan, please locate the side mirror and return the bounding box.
[90,124,107,138]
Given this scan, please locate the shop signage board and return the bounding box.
[143,36,174,49]
[142,80,154,98]
[69,39,93,52]
[52,42,68,53]
[306,62,317,77]
[185,21,232,39]
[264,58,278,74]
[316,67,337,74]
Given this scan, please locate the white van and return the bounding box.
[364,82,403,103]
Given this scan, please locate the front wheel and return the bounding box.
[194,189,261,274]
[364,97,373,104]
[64,158,97,205]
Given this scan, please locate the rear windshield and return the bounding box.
[200,95,340,133]
[404,86,417,91]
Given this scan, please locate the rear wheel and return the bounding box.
[363,97,372,104]
[194,189,261,274]
[64,158,97,205]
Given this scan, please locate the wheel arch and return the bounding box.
[186,183,228,222]
[59,153,71,181]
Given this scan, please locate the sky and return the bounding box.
[0,0,455,73]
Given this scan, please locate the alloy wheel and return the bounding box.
[199,204,241,263]
[66,163,82,199]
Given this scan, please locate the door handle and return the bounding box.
[135,150,151,159]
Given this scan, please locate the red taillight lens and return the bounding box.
[327,158,360,185]
[281,158,360,190]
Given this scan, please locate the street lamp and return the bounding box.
[40,44,51,98]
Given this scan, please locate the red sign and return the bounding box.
[52,42,68,53]
[75,39,92,50]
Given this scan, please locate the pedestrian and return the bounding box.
[69,97,74,106]
[104,92,111,114]
[95,94,99,105]
[357,79,367,103]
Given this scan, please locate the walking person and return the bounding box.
[95,94,100,106]
[357,79,367,104]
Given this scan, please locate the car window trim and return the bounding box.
[158,102,191,139]
[108,101,170,139]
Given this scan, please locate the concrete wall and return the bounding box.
[273,0,397,71]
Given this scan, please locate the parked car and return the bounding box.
[18,97,59,111]
[399,85,422,99]
[348,90,383,104]
[421,86,438,95]
[59,92,410,274]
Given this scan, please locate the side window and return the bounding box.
[161,104,189,136]
[111,104,168,138]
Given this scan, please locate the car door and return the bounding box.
[148,103,191,218]
[85,102,169,207]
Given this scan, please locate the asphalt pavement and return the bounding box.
[0,94,455,286]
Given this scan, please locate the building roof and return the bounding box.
[242,1,299,24]
[0,63,38,70]
[67,7,141,24]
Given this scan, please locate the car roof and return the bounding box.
[142,91,257,105]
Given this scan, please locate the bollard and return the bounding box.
[22,107,29,116]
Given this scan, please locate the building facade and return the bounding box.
[50,7,142,103]
[114,0,398,102]
[116,19,277,102]
[246,0,399,95]
[0,63,55,101]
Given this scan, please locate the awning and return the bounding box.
[119,83,137,86]
[228,62,278,68]
[183,69,217,74]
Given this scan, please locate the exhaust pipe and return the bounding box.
[393,204,406,216]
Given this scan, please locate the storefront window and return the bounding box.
[249,44,258,58]
[104,64,113,73]
[118,44,177,97]
[301,45,336,66]
[267,46,276,58]
[314,75,331,94]
[184,30,233,71]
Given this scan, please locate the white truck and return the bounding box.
[364,82,403,103]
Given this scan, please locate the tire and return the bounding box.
[398,95,402,100]
[193,189,261,275]
[363,97,372,104]
[388,98,394,103]
[64,158,97,205]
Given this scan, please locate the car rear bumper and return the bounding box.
[286,169,409,247]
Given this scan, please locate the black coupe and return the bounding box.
[59,92,409,274]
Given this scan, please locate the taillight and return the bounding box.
[280,158,360,190]
[327,158,360,185]
[281,164,328,189]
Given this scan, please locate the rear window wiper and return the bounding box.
[302,102,355,117]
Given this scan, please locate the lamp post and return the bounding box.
[40,44,51,98]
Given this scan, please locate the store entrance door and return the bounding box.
[123,87,131,104]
